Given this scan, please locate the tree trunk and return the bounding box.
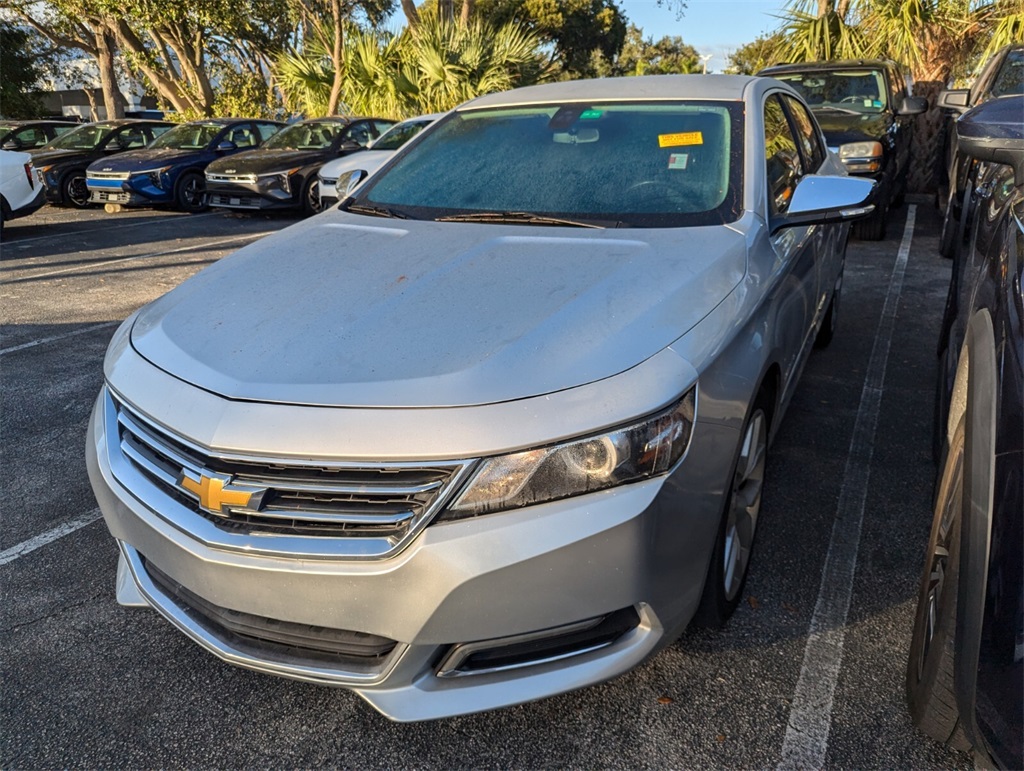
[907,34,956,194]
[460,0,474,26]
[94,25,125,119]
[326,0,345,116]
[401,0,420,29]
[817,0,833,15]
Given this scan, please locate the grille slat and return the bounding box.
[111,397,470,543]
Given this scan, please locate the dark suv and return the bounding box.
[759,59,927,240]
[936,44,1024,257]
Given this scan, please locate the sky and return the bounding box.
[619,0,788,71]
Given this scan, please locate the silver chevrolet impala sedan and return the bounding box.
[86,76,874,721]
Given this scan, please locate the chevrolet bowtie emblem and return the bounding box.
[177,469,263,516]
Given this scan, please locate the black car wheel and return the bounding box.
[61,170,90,208]
[174,171,208,213]
[815,267,843,348]
[694,396,770,626]
[906,416,972,751]
[303,176,322,216]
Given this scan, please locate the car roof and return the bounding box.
[462,75,757,109]
[0,119,79,126]
[759,60,898,75]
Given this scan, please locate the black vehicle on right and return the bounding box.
[759,59,926,240]
[936,44,1024,258]
[906,95,1022,769]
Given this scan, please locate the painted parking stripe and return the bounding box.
[0,509,102,567]
[2,231,275,284]
[0,321,119,357]
[778,205,917,769]
[4,211,217,247]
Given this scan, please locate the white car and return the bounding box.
[0,149,45,238]
[318,113,442,207]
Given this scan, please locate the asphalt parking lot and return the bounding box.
[1,202,971,769]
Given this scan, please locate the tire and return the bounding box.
[302,176,322,216]
[938,189,961,260]
[174,171,208,213]
[815,267,843,349]
[61,170,90,208]
[694,396,770,626]
[853,204,887,241]
[906,417,972,751]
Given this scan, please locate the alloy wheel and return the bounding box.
[722,409,767,601]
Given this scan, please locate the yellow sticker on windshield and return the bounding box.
[658,131,703,148]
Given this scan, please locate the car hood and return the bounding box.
[130,212,746,408]
[88,147,213,173]
[812,110,894,146]
[206,149,330,175]
[31,148,98,167]
[320,150,394,179]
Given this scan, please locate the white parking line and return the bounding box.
[778,205,917,769]
[2,231,275,284]
[0,321,119,357]
[4,211,216,247]
[0,509,102,567]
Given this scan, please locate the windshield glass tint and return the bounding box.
[373,120,432,151]
[265,121,343,150]
[991,49,1024,97]
[46,123,114,150]
[774,70,888,114]
[358,101,742,228]
[149,123,223,150]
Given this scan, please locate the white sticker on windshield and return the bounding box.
[668,153,689,170]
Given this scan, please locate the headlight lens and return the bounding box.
[443,390,696,519]
[131,165,171,188]
[838,141,883,172]
[266,167,300,194]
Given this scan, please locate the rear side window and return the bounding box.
[781,95,826,171]
[764,95,802,216]
[990,49,1024,98]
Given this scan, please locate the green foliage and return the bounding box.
[726,33,787,74]
[0,23,49,119]
[608,24,700,76]
[274,43,334,117]
[773,5,867,62]
[475,0,626,77]
[212,70,281,119]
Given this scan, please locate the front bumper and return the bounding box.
[206,180,297,211]
[86,176,172,207]
[9,184,46,220]
[86,353,735,721]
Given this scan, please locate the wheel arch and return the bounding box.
[953,307,997,749]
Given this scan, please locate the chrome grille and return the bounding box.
[209,193,261,209]
[110,393,473,548]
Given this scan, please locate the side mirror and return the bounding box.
[937,89,971,113]
[898,95,928,116]
[338,140,363,153]
[770,175,876,234]
[216,140,237,152]
[955,95,1024,185]
[342,169,369,195]
[2,139,21,151]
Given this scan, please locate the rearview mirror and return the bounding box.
[955,95,1024,185]
[770,175,876,234]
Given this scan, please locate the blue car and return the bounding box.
[86,118,284,212]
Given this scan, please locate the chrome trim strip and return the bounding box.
[117,541,406,685]
[435,616,607,678]
[233,506,416,527]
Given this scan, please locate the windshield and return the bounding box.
[149,122,223,150]
[354,101,743,228]
[372,119,433,151]
[264,121,345,150]
[773,70,888,114]
[991,48,1024,97]
[45,123,115,150]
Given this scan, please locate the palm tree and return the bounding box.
[274,43,335,117]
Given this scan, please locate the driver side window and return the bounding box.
[764,95,803,216]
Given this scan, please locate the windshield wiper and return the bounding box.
[434,211,609,229]
[345,203,409,219]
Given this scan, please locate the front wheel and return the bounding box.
[853,203,887,241]
[694,399,770,626]
[61,170,90,208]
[906,417,971,750]
[815,267,843,348]
[174,171,208,213]
[303,176,322,216]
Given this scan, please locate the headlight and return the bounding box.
[131,166,172,189]
[838,141,883,172]
[443,390,696,519]
[263,168,301,194]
